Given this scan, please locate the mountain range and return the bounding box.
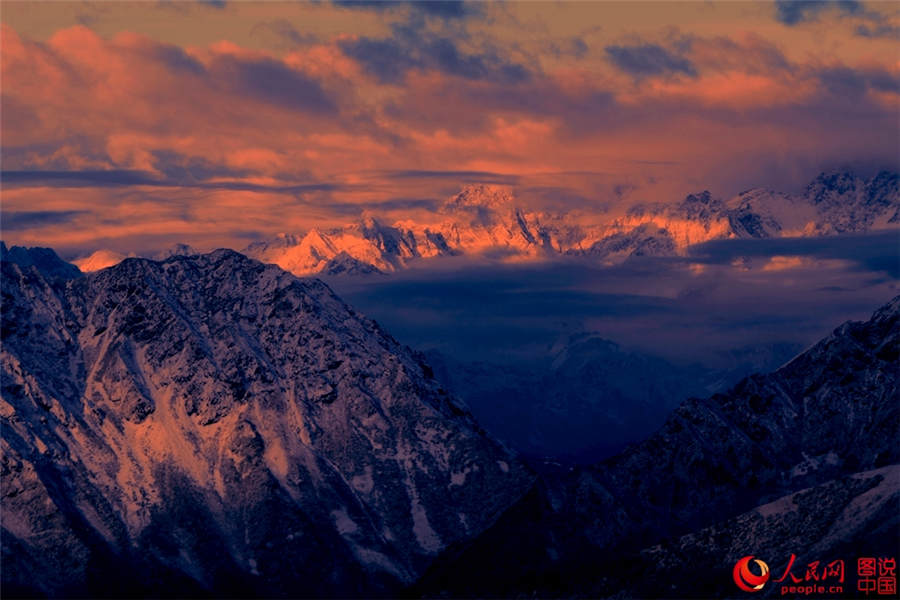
[1,244,897,597]
[71,170,900,276]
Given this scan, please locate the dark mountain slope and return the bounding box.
[413,296,900,597]
[0,249,532,598]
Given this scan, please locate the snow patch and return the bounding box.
[331,508,359,536]
[458,512,469,532]
[352,547,408,581]
[410,496,442,553]
[755,494,799,519]
[791,451,841,477]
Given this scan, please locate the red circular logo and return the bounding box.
[733,555,770,592]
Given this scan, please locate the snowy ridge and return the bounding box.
[245,170,899,276]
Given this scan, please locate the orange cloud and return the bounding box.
[2,19,898,257]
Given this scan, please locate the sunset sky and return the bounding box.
[2,0,899,258]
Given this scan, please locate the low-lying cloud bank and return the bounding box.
[328,231,899,365]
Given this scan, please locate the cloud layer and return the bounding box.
[329,233,899,365]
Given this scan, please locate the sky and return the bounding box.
[2,0,899,257]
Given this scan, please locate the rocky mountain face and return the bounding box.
[1,241,82,280]
[414,295,900,597]
[0,247,532,598]
[70,170,900,277]
[618,465,899,598]
[806,170,900,233]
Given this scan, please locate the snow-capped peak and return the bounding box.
[442,185,517,214]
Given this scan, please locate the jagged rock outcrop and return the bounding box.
[1,242,82,280]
